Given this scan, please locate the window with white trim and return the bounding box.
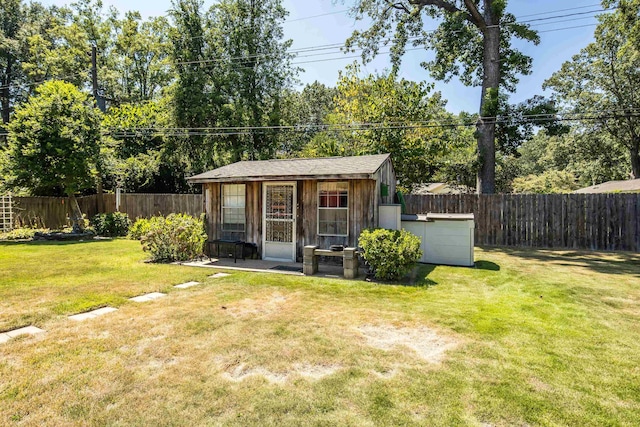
[318,182,348,236]
[222,184,245,232]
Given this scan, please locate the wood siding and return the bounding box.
[204,178,379,260]
[373,157,396,205]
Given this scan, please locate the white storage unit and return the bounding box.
[401,213,475,267]
[378,204,402,230]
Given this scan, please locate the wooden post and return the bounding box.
[303,245,318,276]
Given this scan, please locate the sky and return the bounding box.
[40,0,606,113]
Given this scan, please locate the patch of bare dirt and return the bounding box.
[221,362,340,383]
[356,324,459,363]
[224,292,288,319]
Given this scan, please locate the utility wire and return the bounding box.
[101,109,640,135]
[2,111,637,138]
[0,6,615,90]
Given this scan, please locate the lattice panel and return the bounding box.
[0,194,12,232]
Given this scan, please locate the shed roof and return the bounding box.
[187,153,391,183]
[575,178,640,194]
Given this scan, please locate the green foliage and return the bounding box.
[3,80,102,231]
[544,2,640,177]
[358,228,422,281]
[207,0,297,161]
[343,0,540,193]
[300,66,458,190]
[4,80,102,195]
[511,170,579,194]
[0,227,48,241]
[140,213,206,262]
[128,217,151,240]
[516,130,629,188]
[92,212,131,237]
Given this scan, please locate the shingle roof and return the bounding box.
[575,178,640,193]
[187,153,391,183]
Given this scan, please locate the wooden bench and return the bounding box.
[303,245,359,279]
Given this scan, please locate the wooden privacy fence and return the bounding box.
[403,194,640,252]
[117,193,203,220]
[12,193,203,229]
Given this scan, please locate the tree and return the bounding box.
[169,0,221,174]
[0,0,25,125]
[516,130,628,187]
[277,81,338,155]
[2,81,102,232]
[511,170,579,194]
[300,66,458,190]
[208,0,297,161]
[544,1,640,178]
[344,0,539,193]
[111,13,172,102]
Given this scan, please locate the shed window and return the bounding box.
[222,184,245,232]
[318,182,348,236]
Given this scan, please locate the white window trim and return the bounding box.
[317,182,349,237]
[221,183,246,233]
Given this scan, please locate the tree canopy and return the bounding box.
[344,0,539,193]
[3,80,102,230]
[545,0,640,178]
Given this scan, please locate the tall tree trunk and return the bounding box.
[1,57,12,125]
[476,5,500,194]
[67,193,85,234]
[631,137,640,179]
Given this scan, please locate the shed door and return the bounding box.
[262,182,296,261]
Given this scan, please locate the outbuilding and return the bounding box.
[187,153,396,262]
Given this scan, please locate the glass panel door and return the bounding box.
[263,183,296,261]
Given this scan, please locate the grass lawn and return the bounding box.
[0,239,639,426]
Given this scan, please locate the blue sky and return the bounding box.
[41,0,604,113]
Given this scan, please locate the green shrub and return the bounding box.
[358,228,422,281]
[0,227,48,240]
[140,213,206,262]
[128,218,151,240]
[92,212,131,237]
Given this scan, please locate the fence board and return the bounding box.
[403,193,640,252]
[12,193,204,229]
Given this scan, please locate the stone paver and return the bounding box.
[174,281,200,289]
[3,326,45,340]
[209,272,231,278]
[129,292,166,302]
[69,307,118,321]
[68,312,95,321]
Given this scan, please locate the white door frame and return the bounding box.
[262,181,297,262]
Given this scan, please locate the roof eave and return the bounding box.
[187,173,375,184]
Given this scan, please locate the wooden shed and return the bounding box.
[187,153,396,262]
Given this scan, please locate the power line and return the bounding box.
[516,3,605,19]
[518,9,607,24]
[284,9,349,23]
[538,23,598,34]
[3,110,637,138]
[101,108,640,135]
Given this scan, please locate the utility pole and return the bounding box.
[91,46,106,113]
[91,45,105,213]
